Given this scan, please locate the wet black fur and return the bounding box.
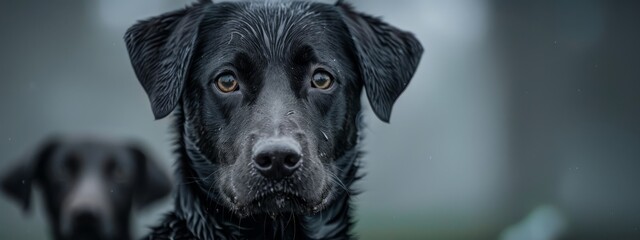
[124,1,422,239]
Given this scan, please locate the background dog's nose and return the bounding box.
[253,138,302,179]
[71,210,101,231]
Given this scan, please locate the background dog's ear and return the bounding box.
[124,1,209,119]
[336,3,423,123]
[1,137,58,213]
[128,143,172,209]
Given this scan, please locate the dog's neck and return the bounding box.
[170,109,361,240]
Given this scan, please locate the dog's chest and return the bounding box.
[144,210,352,240]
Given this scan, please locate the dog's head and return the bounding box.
[1,136,172,240]
[125,1,421,216]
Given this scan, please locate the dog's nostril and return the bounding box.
[254,155,273,169]
[284,154,300,168]
[252,139,302,179]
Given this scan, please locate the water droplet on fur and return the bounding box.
[321,131,329,141]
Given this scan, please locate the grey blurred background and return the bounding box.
[1,0,639,239]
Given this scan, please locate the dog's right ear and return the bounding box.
[127,143,172,209]
[1,138,58,212]
[124,1,210,119]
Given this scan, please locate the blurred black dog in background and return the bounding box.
[125,0,421,239]
[1,136,172,240]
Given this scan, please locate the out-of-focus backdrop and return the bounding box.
[1,0,639,239]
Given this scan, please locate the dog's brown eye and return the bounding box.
[215,73,239,93]
[311,70,333,89]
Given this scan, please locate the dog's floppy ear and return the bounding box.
[336,2,423,123]
[1,138,58,212]
[124,1,210,119]
[128,143,172,209]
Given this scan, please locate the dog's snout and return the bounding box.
[252,138,302,179]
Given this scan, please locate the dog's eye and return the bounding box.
[215,73,239,93]
[311,70,333,90]
[64,154,81,179]
[105,158,127,183]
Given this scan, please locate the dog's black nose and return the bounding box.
[253,138,302,179]
[72,210,101,231]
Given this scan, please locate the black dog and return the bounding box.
[1,136,172,240]
[125,0,422,239]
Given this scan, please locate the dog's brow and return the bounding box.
[292,44,317,65]
[232,52,256,73]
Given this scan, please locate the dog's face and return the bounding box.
[1,137,172,240]
[125,1,422,216]
[185,2,362,215]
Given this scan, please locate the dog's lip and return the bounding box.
[221,176,338,215]
[223,191,307,216]
[250,191,307,205]
[220,186,305,208]
[245,185,334,214]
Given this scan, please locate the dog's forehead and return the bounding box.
[52,139,131,163]
[200,2,347,59]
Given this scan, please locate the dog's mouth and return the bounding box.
[222,180,334,217]
[249,191,309,213]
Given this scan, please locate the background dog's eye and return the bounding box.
[215,74,239,93]
[64,154,81,179]
[311,71,333,89]
[105,157,127,183]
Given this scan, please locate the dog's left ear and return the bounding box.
[1,137,58,213]
[128,144,172,209]
[124,1,210,119]
[1,164,36,212]
[336,2,423,123]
